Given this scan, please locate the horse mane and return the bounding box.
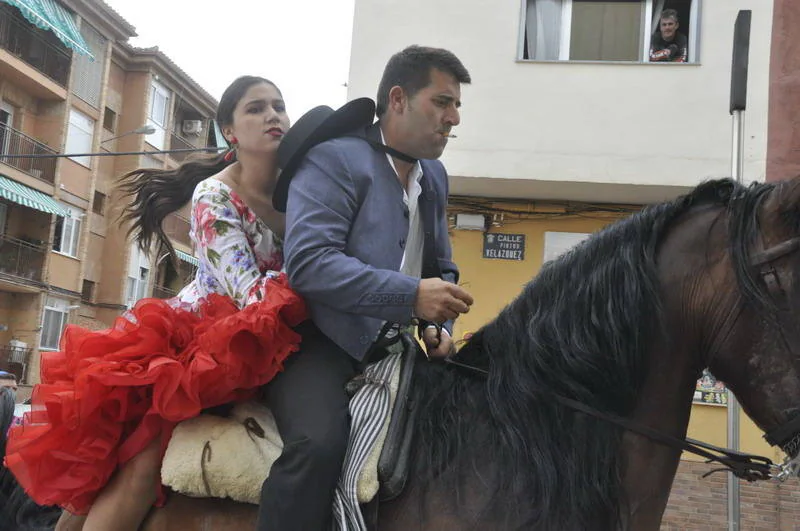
[412,178,778,530]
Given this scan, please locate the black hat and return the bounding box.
[273,97,376,212]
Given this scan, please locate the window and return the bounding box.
[92,191,106,215]
[520,0,698,63]
[40,296,70,350]
[126,275,137,306]
[53,205,83,257]
[145,80,170,149]
[126,245,151,307]
[137,266,149,300]
[66,109,95,167]
[103,107,117,133]
[126,267,150,307]
[81,279,95,303]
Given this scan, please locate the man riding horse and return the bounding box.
[261,45,475,530]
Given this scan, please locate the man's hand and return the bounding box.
[414,278,473,323]
[667,44,679,58]
[422,326,454,359]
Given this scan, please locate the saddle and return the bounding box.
[160,333,420,509]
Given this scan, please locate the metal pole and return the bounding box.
[731,111,745,181]
[727,9,750,526]
[727,394,741,531]
[727,108,745,531]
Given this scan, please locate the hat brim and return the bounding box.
[273,97,376,212]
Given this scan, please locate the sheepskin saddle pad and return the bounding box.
[161,334,420,507]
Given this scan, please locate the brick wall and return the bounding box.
[661,460,800,530]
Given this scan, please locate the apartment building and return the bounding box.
[0,0,221,388]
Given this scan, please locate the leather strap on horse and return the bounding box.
[441,358,776,482]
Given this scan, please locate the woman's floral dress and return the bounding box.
[178,178,286,308]
[5,178,306,514]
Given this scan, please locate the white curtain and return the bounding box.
[526,0,563,60]
[651,0,666,34]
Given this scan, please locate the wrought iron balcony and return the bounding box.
[0,235,45,283]
[0,344,33,383]
[0,7,71,86]
[0,122,57,184]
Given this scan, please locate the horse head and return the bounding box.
[703,178,800,463]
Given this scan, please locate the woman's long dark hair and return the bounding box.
[118,75,280,257]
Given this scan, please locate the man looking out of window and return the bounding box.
[650,9,688,62]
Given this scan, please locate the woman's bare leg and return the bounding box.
[82,439,161,531]
[55,512,87,531]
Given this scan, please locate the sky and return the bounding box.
[102,0,355,123]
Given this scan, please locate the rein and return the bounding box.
[442,357,781,482]
[438,234,800,483]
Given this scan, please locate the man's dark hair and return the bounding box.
[376,45,471,117]
[660,9,679,23]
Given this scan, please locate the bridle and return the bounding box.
[438,234,800,483]
[750,234,800,468]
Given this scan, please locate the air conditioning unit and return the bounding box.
[455,213,487,231]
[182,120,203,136]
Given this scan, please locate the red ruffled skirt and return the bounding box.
[3,274,306,515]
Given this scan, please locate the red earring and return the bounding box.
[223,136,238,162]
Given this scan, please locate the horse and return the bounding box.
[39,176,800,529]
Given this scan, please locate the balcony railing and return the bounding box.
[0,7,71,86]
[0,344,33,383]
[153,285,178,299]
[169,133,196,163]
[0,236,45,283]
[0,122,58,184]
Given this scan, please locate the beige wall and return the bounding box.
[48,251,81,292]
[31,100,67,151]
[83,233,105,282]
[95,215,128,305]
[106,62,126,111]
[59,158,93,201]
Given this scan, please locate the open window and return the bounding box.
[520,0,699,63]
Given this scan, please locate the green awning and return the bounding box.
[175,249,199,268]
[1,0,94,59]
[0,175,71,217]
